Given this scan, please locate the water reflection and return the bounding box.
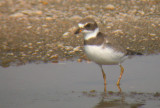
[94,98,144,108]
[103,82,122,93]
[81,90,160,108]
[82,91,160,108]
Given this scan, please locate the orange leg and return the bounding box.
[117,64,124,86]
[117,84,122,93]
[99,65,107,92]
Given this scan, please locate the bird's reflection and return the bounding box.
[81,84,146,108]
[94,98,143,108]
[94,92,144,108]
[103,83,122,93]
[97,84,144,108]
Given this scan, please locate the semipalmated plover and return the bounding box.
[75,18,142,92]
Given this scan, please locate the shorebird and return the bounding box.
[74,18,142,92]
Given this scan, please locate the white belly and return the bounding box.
[84,45,126,65]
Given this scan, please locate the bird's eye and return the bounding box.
[85,24,91,28]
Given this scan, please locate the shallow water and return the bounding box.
[0,55,160,108]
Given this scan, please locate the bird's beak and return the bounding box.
[74,28,82,34]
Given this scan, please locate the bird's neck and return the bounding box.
[84,28,99,40]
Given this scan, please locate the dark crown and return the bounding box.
[79,18,98,31]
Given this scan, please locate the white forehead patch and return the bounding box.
[78,23,85,28]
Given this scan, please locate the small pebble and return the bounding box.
[10,13,25,18]
[46,17,53,21]
[32,53,37,55]
[149,33,156,37]
[73,46,81,52]
[112,29,124,34]
[7,53,14,56]
[138,10,145,15]
[68,51,75,54]
[22,10,43,15]
[68,26,77,34]
[62,32,70,39]
[90,90,96,93]
[50,54,58,59]
[70,15,82,21]
[35,49,39,52]
[40,1,48,5]
[23,45,28,48]
[64,46,73,51]
[47,50,53,53]
[77,59,82,62]
[105,4,115,10]
[37,42,42,44]
[28,43,32,46]
[57,42,64,48]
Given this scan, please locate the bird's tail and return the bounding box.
[126,49,143,55]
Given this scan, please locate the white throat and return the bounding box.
[84,28,99,40]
